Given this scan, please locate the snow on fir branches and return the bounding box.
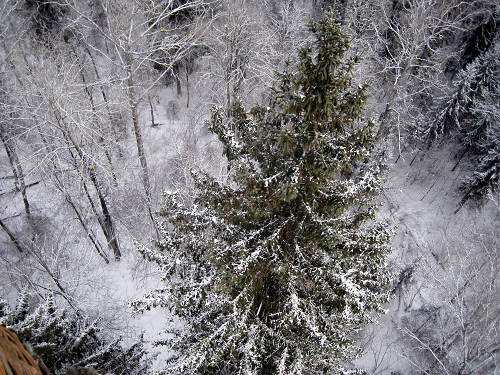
[0,291,151,375]
[131,12,392,375]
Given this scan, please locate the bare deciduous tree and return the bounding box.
[72,0,210,230]
[347,0,474,157]
[201,0,276,108]
[395,230,500,374]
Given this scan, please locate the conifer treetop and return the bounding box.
[132,12,391,375]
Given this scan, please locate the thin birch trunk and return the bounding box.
[72,45,117,183]
[124,51,158,234]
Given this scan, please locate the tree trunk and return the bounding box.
[124,52,158,234]
[1,131,19,190]
[148,94,157,126]
[186,67,190,108]
[375,60,411,141]
[0,218,24,253]
[226,74,231,110]
[50,103,122,261]
[67,146,121,261]
[0,130,34,231]
[173,64,182,96]
[125,59,151,199]
[73,45,117,183]
[95,183,120,261]
[63,191,110,264]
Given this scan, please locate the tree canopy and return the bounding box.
[132,12,392,374]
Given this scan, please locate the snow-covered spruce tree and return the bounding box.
[433,32,500,207]
[457,37,499,151]
[458,37,500,206]
[132,13,392,374]
[1,292,151,375]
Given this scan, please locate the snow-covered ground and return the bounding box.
[354,142,500,374]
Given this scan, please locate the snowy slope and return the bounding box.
[354,141,500,374]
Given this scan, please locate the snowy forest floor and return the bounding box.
[353,140,500,374]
